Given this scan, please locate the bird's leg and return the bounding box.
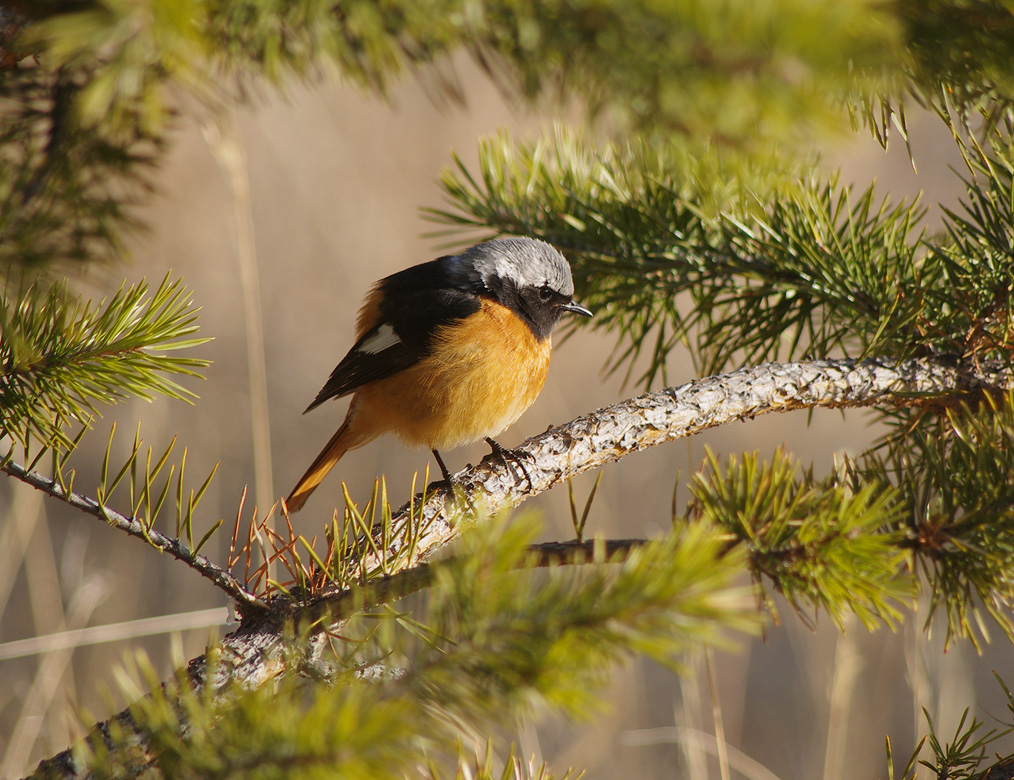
[431,449,452,482]
[429,449,478,511]
[484,437,534,490]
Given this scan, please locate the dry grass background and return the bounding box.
[1,57,1010,779]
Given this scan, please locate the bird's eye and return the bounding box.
[538,285,553,301]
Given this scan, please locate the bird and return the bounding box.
[285,236,593,512]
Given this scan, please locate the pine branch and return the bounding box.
[863,392,1014,646]
[0,457,261,611]
[359,357,1011,573]
[0,63,163,271]
[297,538,652,631]
[1,276,209,448]
[200,0,901,146]
[688,447,911,630]
[400,520,756,725]
[890,676,1014,780]
[898,0,1014,117]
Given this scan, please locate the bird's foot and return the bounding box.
[484,437,534,490]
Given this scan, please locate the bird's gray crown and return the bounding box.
[462,236,574,297]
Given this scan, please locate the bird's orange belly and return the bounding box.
[351,299,552,450]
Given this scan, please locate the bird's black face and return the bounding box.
[515,282,592,340]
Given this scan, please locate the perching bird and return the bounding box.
[285,236,592,512]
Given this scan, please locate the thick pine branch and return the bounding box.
[368,356,1013,573]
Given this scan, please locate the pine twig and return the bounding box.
[0,459,263,612]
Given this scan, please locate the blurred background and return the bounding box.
[0,55,1007,779]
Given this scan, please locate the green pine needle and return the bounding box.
[1,275,210,449]
[688,447,913,630]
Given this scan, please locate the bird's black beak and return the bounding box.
[561,300,593,317]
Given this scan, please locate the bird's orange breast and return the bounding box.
[348,298,552,450]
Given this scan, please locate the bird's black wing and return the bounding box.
[303,258,482,413]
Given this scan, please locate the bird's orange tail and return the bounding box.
[286,417,355,513]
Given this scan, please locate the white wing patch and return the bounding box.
[358,323,402,355]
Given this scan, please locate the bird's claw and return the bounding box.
[484,437,534,490]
